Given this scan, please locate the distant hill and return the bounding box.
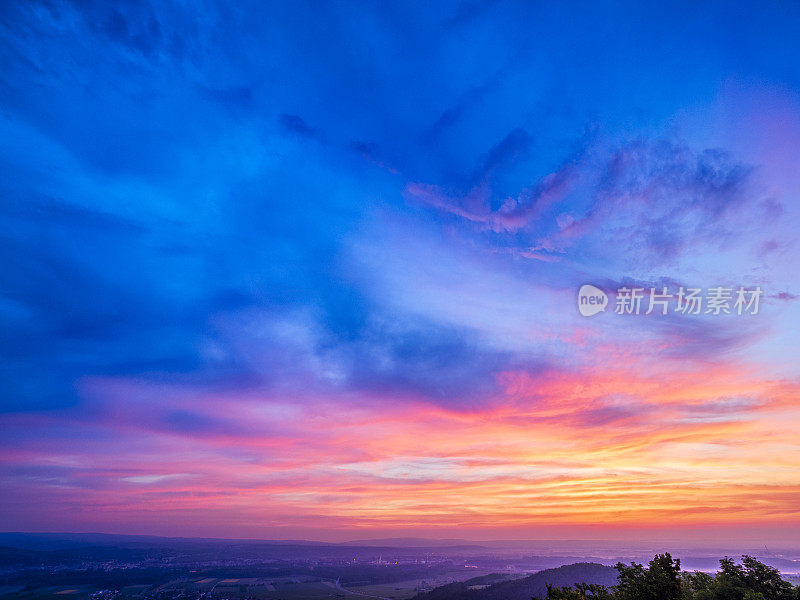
[0,532,486,553]
[0,532,338,550]
[416,562,618,600]
[342,537,488,550]
[0,543,153,567]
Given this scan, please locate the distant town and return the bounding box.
[2,534,799,600]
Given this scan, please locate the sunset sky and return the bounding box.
[1,1,800,542]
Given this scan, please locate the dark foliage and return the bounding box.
[547,555,800,600]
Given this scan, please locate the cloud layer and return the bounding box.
[1,0,799,540]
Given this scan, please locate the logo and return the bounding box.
[578,284,608,317]
[576,284,762,317]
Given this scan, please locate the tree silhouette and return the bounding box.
[546,554,799,600]
[614,553,681,600]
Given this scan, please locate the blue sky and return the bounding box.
[1,0,800,540]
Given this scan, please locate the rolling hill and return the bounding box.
[416,562,618,600]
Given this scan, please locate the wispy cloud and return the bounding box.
[1,0,799,539]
